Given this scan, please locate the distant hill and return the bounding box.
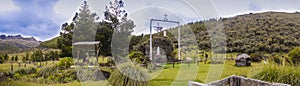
[40,36,59,49]
[0,35,40,52]
[190,11,300,53]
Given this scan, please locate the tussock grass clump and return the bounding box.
[251,64,300,86]
[108,63,150,86]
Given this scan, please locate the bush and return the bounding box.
[268,55,281,64]
[13,73,22,79]
[108,63,150,86]
[98,56,114,66]
[13,67,37,75]
[250,53,263,62]
[37,65,58,78]
[288,47,300,65]
[128,51,146,64]
[252,65,300,86]
[57,57,74,69]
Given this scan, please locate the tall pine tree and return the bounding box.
[73,1,99,42]
[97,0,135,57]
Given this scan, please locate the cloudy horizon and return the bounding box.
[1,0,300,41]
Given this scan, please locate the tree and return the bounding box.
[102,0,135,62]
[15,55,18,62]
[73,0,99,42]
[22,52,30,62]
[31,50,43,62]
[4,54,8,61]
[11,56,15,62]
[58,22,74,57]
[58,1,99,57]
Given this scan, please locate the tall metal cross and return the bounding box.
[164,14,168,21]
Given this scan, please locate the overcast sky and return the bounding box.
[0,0,300,41]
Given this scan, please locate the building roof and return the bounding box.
[236,54,250,60]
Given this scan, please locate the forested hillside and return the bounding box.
[43,12,300,55]
[132,12,300,54]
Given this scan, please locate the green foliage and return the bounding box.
[288,47,300,65]
[268,54,282,64]
[133,36,174,60]
[37,65,77,83]
[108,63,150,86]
[4,54,8,61]
[73,1,98,42]
[131,12,300,54]
[15,56,18,62]
[11,55,18,62]
[0,55,5,63]
[31,50,43,62]
[37,65,59,78]
[128,51,146,64]
[22,52,30,62]
[13,67,37,75]
[0,53,9,63]
[57,57,74,69]
[98,56,114,66]
[40,37,59,49]
[250,53,263,62]
[251,65,300,86]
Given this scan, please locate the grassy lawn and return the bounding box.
[0,60,264,86]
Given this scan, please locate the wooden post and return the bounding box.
[172,62,175,68]
[10,63,13,72]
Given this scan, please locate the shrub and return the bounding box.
[288,47,300,65]
[13,67,37,75]
[98,56,114,66]
[251,65,300,86]
[13,73,22,79]
[268,55,281,64]
[128,51,146,64]
[250,53,263,62]
[37,65,58,78]
[57,57,74,69]
[108,63,150,86]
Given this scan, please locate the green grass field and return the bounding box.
[0,60,264,86]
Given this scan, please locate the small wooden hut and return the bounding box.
[235,54,251,66]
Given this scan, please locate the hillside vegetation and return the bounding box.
[40,37,59,49]
[130,12,300,54]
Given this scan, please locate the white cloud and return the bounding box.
[0,0,19,12]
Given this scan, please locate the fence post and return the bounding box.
[10,64,13,72]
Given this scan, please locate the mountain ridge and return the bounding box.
[0,34,40,53]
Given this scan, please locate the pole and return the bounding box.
[178,23,181,61]
[150,19,153,61]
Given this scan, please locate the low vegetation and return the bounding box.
[251,65,300,86]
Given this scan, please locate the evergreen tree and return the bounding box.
[22,52,30,62]
[15,56,18,62]
[98,0,135,58]
[11,56,15,62]
[73,0,99,42]
[4,54,8,61]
